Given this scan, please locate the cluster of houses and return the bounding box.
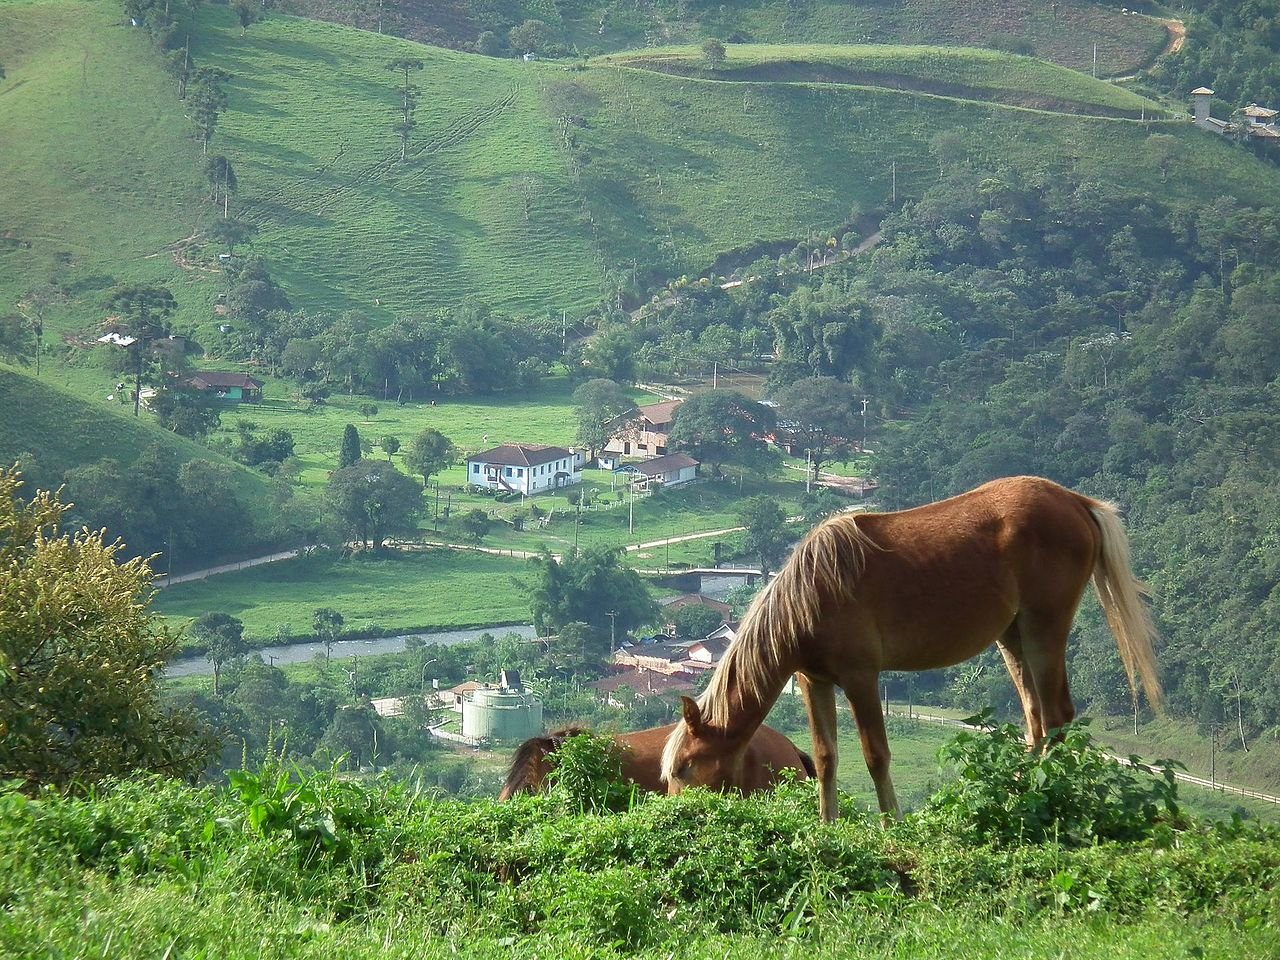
[590,594,749,706]
[1190,87,1280,145]
[464,399,700,497]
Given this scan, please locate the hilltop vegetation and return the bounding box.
[278,0,1170,76]
[607,42,1165,117]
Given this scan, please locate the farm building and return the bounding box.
[604,399,682,457]
[466,443,582,495]
[183,371,264,402]
[614,452,699,489]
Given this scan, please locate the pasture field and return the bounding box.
[608,43,1166,116]
[153,548,532,643]
[629,0,1171,77]
[309,0,1170,77]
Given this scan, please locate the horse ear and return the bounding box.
[680,696,703,734]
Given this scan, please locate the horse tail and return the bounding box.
[1087,501,1164,710]
[797,749,817,780]
[498,726,591,800]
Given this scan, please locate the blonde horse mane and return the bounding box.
[662,512,877,782]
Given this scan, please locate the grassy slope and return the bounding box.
[0,366,270,499]
[194,9,605,317]
[608,43,1166,116]
[3,2,1276,336]
[0,0,215,337]
[305,0,1169,77]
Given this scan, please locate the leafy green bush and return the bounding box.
[920,717,1182,847]
[542,731,635,812]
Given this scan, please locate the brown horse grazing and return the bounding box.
[499,722,813,801]
[661,476,1162,820]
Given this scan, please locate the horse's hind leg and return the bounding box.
[996,629,1044,745]
[1018,609,1077,737]
[797,673,840,822]
[845,671,899,817]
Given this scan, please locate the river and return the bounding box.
[165,623,537,677]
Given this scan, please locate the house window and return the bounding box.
[472,463,480,474]
[505,467,512,477]
[517,468,524,477]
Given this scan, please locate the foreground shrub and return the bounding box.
[919,718,1182,846]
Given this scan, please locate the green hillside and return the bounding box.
[608,43,1167,117]
[281,0,1171,77]
[2,1,1270,335]
[0,367,267,497]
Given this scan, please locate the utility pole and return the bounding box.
[861,397,869,452]
[891,160,897,206]
[606,610,618,654]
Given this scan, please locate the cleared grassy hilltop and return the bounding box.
[285,0,1171,77]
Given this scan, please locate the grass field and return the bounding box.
[319,0,1170,77]
[154,547,532,643]
[607,43,1166,117]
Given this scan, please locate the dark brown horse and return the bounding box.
[661,476,1162,819]
[499,722,813,801]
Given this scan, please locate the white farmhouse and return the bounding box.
[466,443,581,495]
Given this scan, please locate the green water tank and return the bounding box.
[462,685,544,742]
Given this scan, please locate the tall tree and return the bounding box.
[0,313,35,366]
[0,467,217,791]
[189,66,230,154]
[209,218,256,254]
[403,428,456,486]
[312,607,344,662]
[232,0,261,36]
[192,611,247,697]
[105,284,177,416]
[774,377,861,476]
[572,378,632,464]
[326,459,423,550]
[668,390,775,477]
[525,546,659,644]
[16,284,56,377]
[386,57,424,160]
[339,424,362,469]
[738,496,791,578]
[205,154,237,217]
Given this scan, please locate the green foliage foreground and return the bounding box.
[2,729,1278,958]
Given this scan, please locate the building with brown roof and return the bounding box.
[183,371,264,402]
[466,443,581,495]
[615,452,699,489]
[604,399,683,458]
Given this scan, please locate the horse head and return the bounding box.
[662,696,748,795]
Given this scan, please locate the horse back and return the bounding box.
[829,476,1101,670]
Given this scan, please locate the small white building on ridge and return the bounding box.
[466,443,581,495]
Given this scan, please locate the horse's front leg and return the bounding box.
[797,673,840,821]
[846,671,899,818]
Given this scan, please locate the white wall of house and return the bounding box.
[466,455,582,495]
